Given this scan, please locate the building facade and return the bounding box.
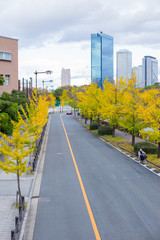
[61,68,71,86]
[116,49,132,81]
[0,36,18,95]
[142,56,158,87]
[91,32,113,89]
[132,65,143,88]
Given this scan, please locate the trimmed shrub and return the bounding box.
[90,122,98,130]
[98,125,113,135]
[134,142,158,154]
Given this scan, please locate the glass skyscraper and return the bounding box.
[142,56,158,87]
[116,49,132,81]
[91,32,113,89]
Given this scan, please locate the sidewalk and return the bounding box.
[0,116,50,240]
[0,155,34,240]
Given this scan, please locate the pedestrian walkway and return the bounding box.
[76,115,145,145]
[0,196,18,240]
[115,129,144,144]
[0,159,34,240]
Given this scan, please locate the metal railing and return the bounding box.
[32,122,47,172]
[11,121,48,239]
[11,196,25,240]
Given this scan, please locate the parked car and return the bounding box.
[66,111,72,115]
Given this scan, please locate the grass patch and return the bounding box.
[146,154,160,166]
[102,135,127,144]
[88,125,160,170]
[103,135,134,152]
[84,124,89,129]
[120,143,134,152]
[91,129,98,134]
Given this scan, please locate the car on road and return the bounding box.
[66,111,72,115]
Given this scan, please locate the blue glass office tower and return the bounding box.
[91,32,113,89]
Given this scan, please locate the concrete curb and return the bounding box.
[74,116,160,178]
[19,115,51,240]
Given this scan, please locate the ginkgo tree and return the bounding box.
[138,88,160,158]
[120,75,146,146]
[67,86,79,114]
[60,89,69,112]
[77,87,90,123]
[77,83,102,126]
[19,91,50,156]
[100,78,127,137]
[0,91,50,207]
[0,119,33,207]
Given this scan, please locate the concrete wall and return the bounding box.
[0,36,18,94]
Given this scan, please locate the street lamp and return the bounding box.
[42,80,53,93]
[34,70,53,89]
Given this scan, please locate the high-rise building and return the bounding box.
[142,56,158,87]
[116,49,132,81]
[0,36,18,94]
[91,32,113,89]
[61,68,71,86]
[132,65,143,88]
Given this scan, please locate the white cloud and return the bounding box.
[0,0,160,88]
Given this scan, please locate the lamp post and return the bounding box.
[34,70,53,90]
[34,70,52,106]
[42,80,53,94]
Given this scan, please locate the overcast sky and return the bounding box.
[1,0,160,89]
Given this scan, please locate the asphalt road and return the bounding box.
[33,113,160,240]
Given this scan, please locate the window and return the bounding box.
[5,75,10,86]
[0,52,12,61]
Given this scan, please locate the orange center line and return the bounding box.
[60,115,101,240]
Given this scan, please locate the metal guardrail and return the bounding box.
[11,196,25,240]
[32,122,47,172]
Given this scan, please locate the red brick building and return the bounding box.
[0,36,18,94]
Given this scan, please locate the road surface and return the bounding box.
[33,113,160,240]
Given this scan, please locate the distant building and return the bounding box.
[142,56,158,87]
[132,65,143,88]
[91,32,113,89]
[61,68,71,86]
[0,36,18,94]
[116,49,132,81]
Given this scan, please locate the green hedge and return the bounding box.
[90,122,98,130]
[98,125,113,135]
[134,142,158,154]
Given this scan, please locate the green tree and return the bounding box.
[0,100,18,134]
[0,76,5,86]
[1,90,29,108]
[53,87,63,101]
[0,113,12,134]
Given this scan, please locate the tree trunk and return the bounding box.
[98,115,100,129]
[112,125,116,137]
[85,118,87,124]
[158,142,160,158]
[132,134,135,146]
[90,118,92,124]
[16,166,22,207]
